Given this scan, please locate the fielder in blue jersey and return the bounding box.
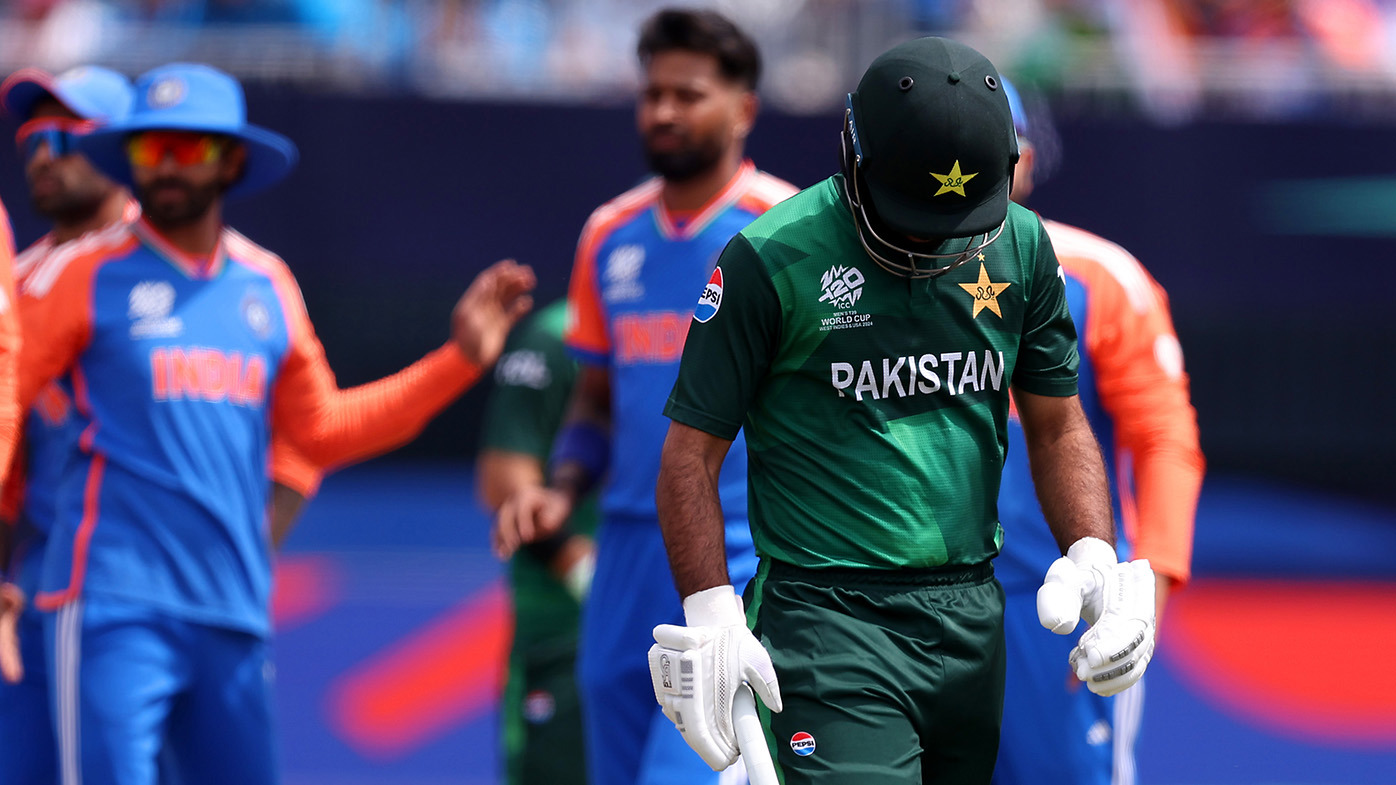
[0,64,335,785]
[14,63,535,785]
[992,80,1204,785]
[491,10,795,785]
[0,64,135,785]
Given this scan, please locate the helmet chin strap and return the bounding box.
[840,116,1005,280]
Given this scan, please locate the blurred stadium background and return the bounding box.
[2,1,1395,784]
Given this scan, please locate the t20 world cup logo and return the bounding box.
[819,265,864,310]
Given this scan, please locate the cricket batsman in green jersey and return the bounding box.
[646,37,1159,784]
[477,300,599,785]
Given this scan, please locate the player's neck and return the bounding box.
[660,154,743,213]
[145,206,224,257]
[50,190,130,246]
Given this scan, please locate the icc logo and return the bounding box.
[128,281,184,339]
[694,267,723,323]
[819,265,864,310]
[603,244,646,302]
[790,731,816,757]
[129,281,175,320]
[605,245,645,283]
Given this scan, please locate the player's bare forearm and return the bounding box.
[656,422,733,599]
[1015,389,1114,553]
[477,450,545,511]
[551,365,612,505]
[479,449,591,580]
[269,482,309,549]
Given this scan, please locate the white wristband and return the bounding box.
[561,550,596,603]
[682,585,745,628]
[1066,537,1118,569]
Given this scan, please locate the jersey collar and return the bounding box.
[131,218,228,280]
[654,159,756,241]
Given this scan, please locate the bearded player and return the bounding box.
[492,10,796,785]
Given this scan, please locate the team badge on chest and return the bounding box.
[242,294,272,339]
[958,262,1011,319]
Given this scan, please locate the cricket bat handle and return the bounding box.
[733,685,778,785]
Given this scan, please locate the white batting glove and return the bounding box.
[648,585,783,771]
[1037,537,1155,697]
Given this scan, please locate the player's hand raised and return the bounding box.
[492,485,573,560]
[1,582,26,684]
[452,259,536,367]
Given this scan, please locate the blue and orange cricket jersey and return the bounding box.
[17,218,480,636]
[997,219,1204,592]
[4,201,323,600]
[565,160,796,521]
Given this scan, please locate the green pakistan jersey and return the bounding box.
[665,175,1079,570]
[479,300,599,649]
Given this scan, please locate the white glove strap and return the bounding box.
[683,585,746,628]
[1066,536,1117,571]
[1067,537,1117,626]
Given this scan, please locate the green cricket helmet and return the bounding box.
[841,36,1018,278]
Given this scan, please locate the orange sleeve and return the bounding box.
[563,215,612,363]
[268,436,323,498]
[0,202,18,487]
[1071,237,1204,587]
[265,265,482,469]
[16,236,117,415]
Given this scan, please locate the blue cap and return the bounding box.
[1,65,134,123]
[76,63,298,200]
[1000,76,1029,142]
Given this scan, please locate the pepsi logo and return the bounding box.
[694,266,723,323]
[790,731,816,756]
[523,689,555,724]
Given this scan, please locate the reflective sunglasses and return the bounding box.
[15,118,96,162]
[126,132,224,168]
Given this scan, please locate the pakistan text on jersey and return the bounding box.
[150,347,269,406]
[830,350,1006,401]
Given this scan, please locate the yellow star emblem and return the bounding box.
[958,263,1011,318]
[931,160,978,196]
